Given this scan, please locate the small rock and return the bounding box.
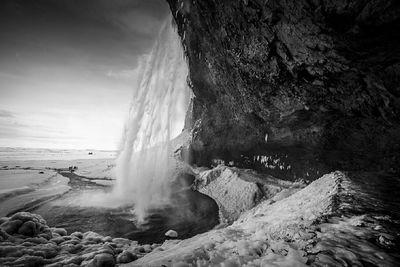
[165,230,178,238]
[111,237,131,247]
[71,231,83,239]
[52,228,67,236]
[102,236,112,242]
[142,244,152,253]
[116,250,137,264]
[89,253,115,267]
[84,231,104,243]
[38,230,53,240]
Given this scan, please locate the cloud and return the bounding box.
[0,110,14,118]
[106,69,138,80]
[0,0,168,149]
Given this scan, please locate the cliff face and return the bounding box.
[167,0,400,180]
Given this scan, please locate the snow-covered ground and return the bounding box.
[129,171,400,267]
[0,148,117,217]
[1,147,399,266]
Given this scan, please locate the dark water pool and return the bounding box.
[34,187,219,244]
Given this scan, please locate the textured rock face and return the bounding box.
[167,0,400,180]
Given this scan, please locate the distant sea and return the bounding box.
[0,147,117,161]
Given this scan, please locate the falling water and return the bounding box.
[113,17,191,222]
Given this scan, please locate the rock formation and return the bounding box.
[167,0,400,180]
[194,165,304,222]
[0,212,158,266]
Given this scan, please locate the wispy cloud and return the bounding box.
[106,69,138,80]
[0,110,14,118]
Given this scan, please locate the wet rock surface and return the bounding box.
[0,212,157,266]
[167,0,400,179]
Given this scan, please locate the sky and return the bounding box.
[0,0,169,150]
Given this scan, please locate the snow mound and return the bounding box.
[128,171,342,266]
[194,165,302,222]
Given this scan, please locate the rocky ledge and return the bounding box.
[0,212,160,267]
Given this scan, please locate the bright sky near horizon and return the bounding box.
[0,0,169,150]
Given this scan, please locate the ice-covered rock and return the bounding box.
[129,171,398,267]
[1,219,23,235]
[0,212,153,266]
[117,250,138,264]
[89,252,115,267]
[165,230,178,238]
[0,212,51,239]
[18,221,37,236]
[194,165,301,222]
[51,227,67,236]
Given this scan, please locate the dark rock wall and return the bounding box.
[167,0,400,180]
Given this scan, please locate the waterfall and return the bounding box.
[113,16,191,222]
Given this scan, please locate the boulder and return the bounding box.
[52,227,67,236]
[70,231,83,239]
[18,221,37,237]
[195,166,265,222]
[165,230,178,238]
[1,219,23,235]
[111,237,131,248]
[89,253,115,267]
[116,250,137,264]
[84,231,104,243]
[142,244,152,253]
